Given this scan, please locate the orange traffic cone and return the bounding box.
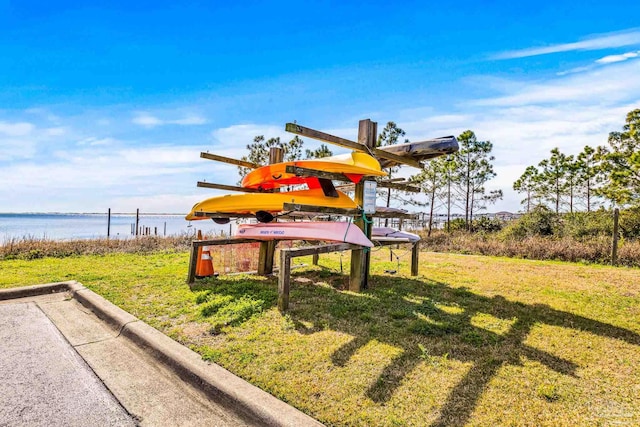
[195,245,215,279]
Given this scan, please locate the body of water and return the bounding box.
[0,213,234,241]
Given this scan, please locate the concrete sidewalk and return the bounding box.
[1,301,135,427]
[0,282,324,427]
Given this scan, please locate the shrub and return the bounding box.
[419,230,638,266]
[619,206,640,239]
[447,218,468,232]
[0,235,193,260]
[500,206,560,239]
[562,210,613,239]
[471,216,504,233]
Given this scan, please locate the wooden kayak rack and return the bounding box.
[187,237,419,311]
[191,118,424,305]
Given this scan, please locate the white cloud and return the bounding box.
[211,124,285,148]
[132,112,207,127]
[0,139,36,161]
[171,116,207,125]
[118,146,202,164]
[0,121,34,136]
[555,49,640,76]
[556,65,594,76]
[0,121,39,160]
[493,28,640,59]
[110,193,207,214]
[595,50,640,64]
[45,127,66,136]
[472,59,640,107]
[77,137,118,146]
[24,108,61,124]
[0,152,204,191]
[390,60,640,213]
[132,113,163,127]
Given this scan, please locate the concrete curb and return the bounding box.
[121,321,319,427]
[73,288,138,333]
[0,281,79,300]
[1,282,323,427]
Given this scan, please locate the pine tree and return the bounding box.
[597,109,640,206]
[453,130,500,229]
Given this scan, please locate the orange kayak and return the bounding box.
[241,152,387,190]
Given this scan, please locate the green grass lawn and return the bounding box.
[2,249,640,426]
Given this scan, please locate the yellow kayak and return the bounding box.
[241,152,387,190]
[185,188,357,221]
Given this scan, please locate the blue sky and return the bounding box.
[1,1,640,213]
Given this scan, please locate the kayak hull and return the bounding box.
[379,136,459,168]
[186,188,357,220]
[235,221,373,247]
[372,227,421,242]
[242,152,387,190]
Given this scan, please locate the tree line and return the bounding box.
[235,108,639,235]
[513,108,640,213]
[408,129,502,234]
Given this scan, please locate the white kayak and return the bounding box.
[372,227,421,242]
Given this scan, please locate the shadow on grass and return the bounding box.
[191,269,640,427]
[190,277,278,332]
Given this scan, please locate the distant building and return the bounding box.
[495,211,519,220]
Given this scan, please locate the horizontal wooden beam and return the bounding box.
[282,242,360,258]
[200,152,260,169]
[285,123,423,169]
[334,184,354,191]
[374,149,422,169]
[378,182,421,193]
[335,180,420,193]
[282,202,361,216]
[192,238,261,247]
[284,165,354,182]
[286,122,364,152]
[372,237,413,245]
[197,181,272,193]
[372,211,417,219]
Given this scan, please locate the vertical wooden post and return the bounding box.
[612,207,619,266]
[258,147,283,275]
[187,241,200,284]
[411,243,419,276]
[278,250,291,311]
[350,119,377,292]
[312,253,319,265]
[135,208,140,236]
[107,208,111,238]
